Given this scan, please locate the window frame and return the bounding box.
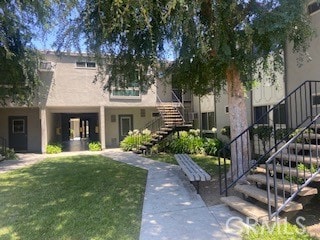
[75,61,96,69]
[254,105,269,125]
[308,1,320,15]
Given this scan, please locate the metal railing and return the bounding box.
[171,90,186,124]
[265,113,320,220]
[131,90,187,153]
[219,81,320,197]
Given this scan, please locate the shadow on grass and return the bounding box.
[0,155,147,240]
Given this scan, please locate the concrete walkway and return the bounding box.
[0,149,247,239]
[103,149,247,240]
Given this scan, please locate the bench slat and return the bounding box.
[174,154,211,181]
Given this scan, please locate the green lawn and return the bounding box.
[146,153,229,176]
[0,155,147,240]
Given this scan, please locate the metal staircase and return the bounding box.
[134,92,192,154]
[219,80,320,223]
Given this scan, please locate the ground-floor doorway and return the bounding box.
[8,116,28,152]
[59,113,99,151]
[119,115,133,142]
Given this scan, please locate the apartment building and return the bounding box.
[0,51,196,153]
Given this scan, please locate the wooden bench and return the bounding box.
[174,154,211,194]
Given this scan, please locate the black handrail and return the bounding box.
[219,80,320,196]
[265,113,320,220]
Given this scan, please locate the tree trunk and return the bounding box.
[226,64,250,181]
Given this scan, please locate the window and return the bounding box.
[140,109,146,117]
[202,113,208,130]
[110,72,141,99]
[76,62,86,68]
[86,62,96,68]
[225,106,229,114]
[39,61,53,71]
[76,61,96,68]
[201,112,215,130]
[254,106,269,124]
[312,95,320,105]
[308,2,320,15]
[112,89,140,97]
[12,119,25,133]
[273,104,286,124]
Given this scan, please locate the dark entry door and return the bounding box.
[9,116,28,151]
[119,115,133,141]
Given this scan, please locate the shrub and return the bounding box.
[120,135,137,151]
[88,141,102,151]
[253,126,273,153]
[120,129,152,151]
[2,148,18,160]
[168,133,189,153]
[46,143,62,154]
[166,129,222,156]
[203,138,223,156]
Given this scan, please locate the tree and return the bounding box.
[0,1,72,106]
[56,0,314,178]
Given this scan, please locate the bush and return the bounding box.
[120,129,152,151]
[46,143,62,154]
[203,138,223,156]
[2,148,18,160]
[166,129,222,156]
[88,141,102,151]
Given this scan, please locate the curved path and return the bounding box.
[1,149,246,240]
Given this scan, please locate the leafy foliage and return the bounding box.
[0,1,73,105]
[46,143,62,154]
[88,141,102,151]
[3,148,18,160]
[164,129,222,156]
[120,129,152,151]
[56,1,314,95]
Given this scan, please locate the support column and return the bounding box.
[99,106,106,149]
[40,108,48,153]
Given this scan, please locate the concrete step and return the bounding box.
[276,153,319,165]
[157,107,176,111]
[160,127,173,132]
[221,196,271,224]
[163,115,182,118]
[306,133,320,139]
[247,174,318,196]
[260,164,320,182]
[164,122,184,125]
[156,131,169,135]
[288,143,318,151]
[234,184,303,212]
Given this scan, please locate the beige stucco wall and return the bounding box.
[252,72,285,107]
[40,52,162,108]
[286,11,320,92]
[0,107,41,152]
[105,107,158,147]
